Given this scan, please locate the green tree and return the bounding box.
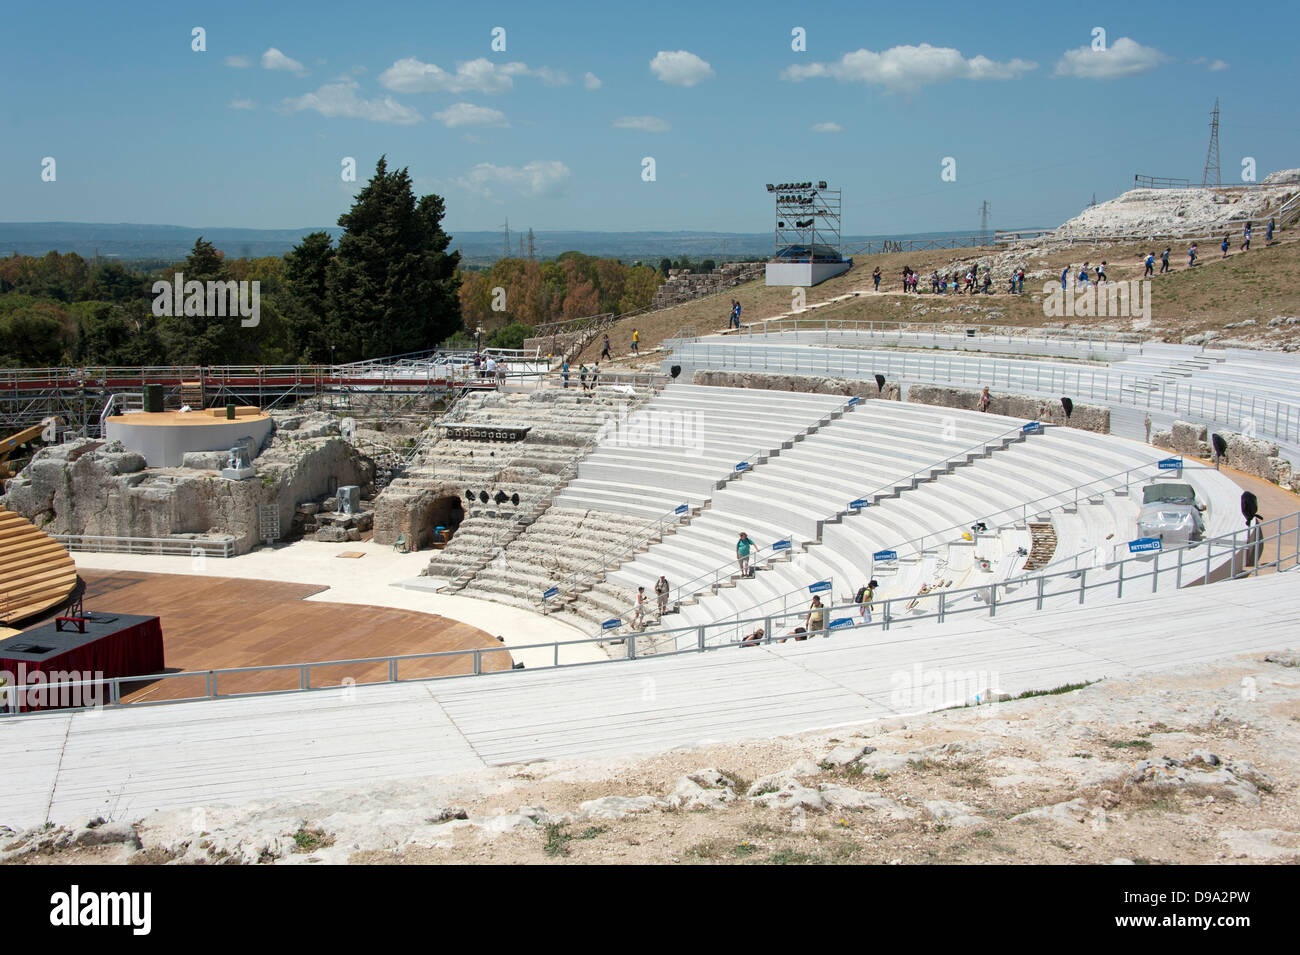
[281,232,335,362]
[326,156,462,361]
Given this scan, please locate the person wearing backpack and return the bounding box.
[856,579,878,623]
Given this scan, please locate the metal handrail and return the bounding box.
[669,341,1300,446]
[54,534,236,557]
[8,511,1293,717]
[859,458,1190,568]
[744,318,1145,350]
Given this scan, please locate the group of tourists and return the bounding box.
[559,359,601,391]
[472,353,507,384]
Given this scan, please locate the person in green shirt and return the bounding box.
[736,532,753,577]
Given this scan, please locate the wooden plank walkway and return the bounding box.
[1,571,1296,829]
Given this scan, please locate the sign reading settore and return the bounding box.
[1129,537,1163,554]
[873,549,898,561]
[808,580,831,594]
[1158,457,1183,470]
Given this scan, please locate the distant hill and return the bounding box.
[0,222,1021,266]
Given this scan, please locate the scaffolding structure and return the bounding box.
[766,181,843,260]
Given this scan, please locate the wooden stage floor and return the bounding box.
[79,570,512,702]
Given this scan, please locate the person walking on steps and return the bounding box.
[561,360,570,388]
[600,334,612,360]
[579,363,589,392]
[805,596,826,637]
[873,266,881,291]
[655,575,670,615]
[1144,251,1155,277]
[1160,247,1171,273]
[633,587,647,630]
[1241,222,1252,253]
[631,328,640,355]
[736,532,753,578]
[856,579,878,623]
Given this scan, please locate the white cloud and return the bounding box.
[434,102,509,128]
[811,121,843,133]
[228,97,256,110]
[584,72,602,90]
[281,78,423,125]
[456,160,571,199]
[649,50,714,86]
[262,47,307,76]
[379,56,563,94]
[1209,59,1229,71]
[1052,37,1169,79]
[782,44,1036,93]
[613,115,671,133]
[224,55,252,69]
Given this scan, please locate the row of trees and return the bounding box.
[1,157,671,370]
[1,158,462,368]
[457,251,661,333]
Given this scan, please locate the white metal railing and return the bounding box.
[744,318,1145,353]
[54,534,237,557]
[670,341,1300,446]
[8,511,1294,717]
[857,459,1182,569]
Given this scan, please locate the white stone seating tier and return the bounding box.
[553,382,848,518]
[458,507,654,616]
[632,424,1213,646]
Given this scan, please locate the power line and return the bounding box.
[1202,98,1221,187]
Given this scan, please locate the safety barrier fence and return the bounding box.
[53,534,237,557]
[669,341,1300,445]
[6,511,1293,717]
[742,318,1145,353]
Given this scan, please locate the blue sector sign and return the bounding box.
[674,503,689,514]
[543,587,559,599]
[873,549,898,561]
[1158,457,1183,470]
[735,461,750,472]
[829,618,854,630]
[850,498,869,509]
[808,580,832,594]
[847,396,860,406]
[1129,537,1162,554]
[1021,421,1042,434]
[601,618,621,630]
[772,540,792,551]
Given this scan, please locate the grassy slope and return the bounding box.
[576,236,1300,367]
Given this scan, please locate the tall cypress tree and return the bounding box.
[326,157,461,362]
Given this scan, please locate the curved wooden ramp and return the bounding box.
[0,506,78,626]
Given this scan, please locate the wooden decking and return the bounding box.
[79,570,512,701]
[0,506,78,626]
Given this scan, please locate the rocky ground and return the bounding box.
[5,646,1298,865]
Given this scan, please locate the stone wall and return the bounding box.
[691,369,900,400]
[651,263,765,310]
[0,412,374,554]
[1152,419,1300,493]
[905,385,1111,434]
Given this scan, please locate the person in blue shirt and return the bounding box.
[1061,265,1069,290]
[1222,235,1230,258]
[1144,252,1155,277]
[561,360,570,388]
[1240,222,1252,252]
[1077,263,1090,289]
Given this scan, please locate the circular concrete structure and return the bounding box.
[104,409,273,468]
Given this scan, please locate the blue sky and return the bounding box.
[2,0,1295,237]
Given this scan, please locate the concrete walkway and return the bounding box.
[1,570,1295,829]
[69,538,602,668]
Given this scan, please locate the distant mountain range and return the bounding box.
[0,222,1037,265]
